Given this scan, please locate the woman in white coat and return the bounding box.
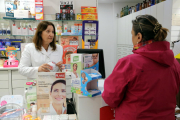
[19,21,63,80]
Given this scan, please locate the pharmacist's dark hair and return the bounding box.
[33,21,56,51]
[50,80,66,92]
[132,15,169,42]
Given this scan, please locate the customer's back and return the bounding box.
[102,15,180,120]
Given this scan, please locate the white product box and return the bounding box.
[71,26,75,34]
[69,114,77,120]
[33,28,37,35]
[91,23,96,30]
[12,24,17,35]
[22,28,28,35]
[85,23,90,30]
[29,28,34,35]
[90,30,96,35]
[14,10,30,18]
[17,27,21,35]
[84,30,90,35]
[59,114,68,120]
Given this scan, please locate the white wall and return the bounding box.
[98,2,140,77]
[0,0,5,12]
[98,3,114,77]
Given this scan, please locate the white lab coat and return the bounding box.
[18,43,63,80]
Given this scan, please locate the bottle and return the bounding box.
[142,2,144,9]
[144,0,147,8]
[151,0,155,6]
[0,26,2,35]
[60,9,62,20]
[120,8,123,17]
[31,105,37,119]
[149,0,151,6]
[140,3,142,10]
[2,27,6,35]
[73,10,75,20]
[123,7,125,16]
[7,27,11,35]
[135,5,137,12]
[132,6,135,13]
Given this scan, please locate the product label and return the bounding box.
[73,56,79,62]
[56,73,65,78]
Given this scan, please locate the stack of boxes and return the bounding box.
[84,23,96,36]
[81,6,98,20]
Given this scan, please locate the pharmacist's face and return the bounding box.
[92,54,98,64]
[41,25,54,45]
[50,83,66,104]
[131,28,142,46]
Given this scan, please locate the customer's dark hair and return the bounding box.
[132,15,169,42]
[50,80,66,92]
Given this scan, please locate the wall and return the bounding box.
[98,3,114,77]
[98,2,140,77]
[0,0,5,12]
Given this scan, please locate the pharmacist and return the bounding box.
[19,21,63,80]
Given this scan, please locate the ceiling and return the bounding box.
[98,0,143,3]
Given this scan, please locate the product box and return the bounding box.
[22,28,28,35]
[37,72,67,115]
[84,30,90,35]
[12,24,17,35]
[80,69,102,97]
[64,24,68,33]
[76,13,82,20]
[81,6,97,13]
[62,45,78,64]
[14,10,30,18]
[25,80,37,113]
[82,13,98,20]
[83,53,99,71]
[61,36,79,46]
[71,54,84,94]
[56,24,62,35]
[62,64,71,72]
[29,28,34,35]
[90,30,96,35]
[17,27,21,35]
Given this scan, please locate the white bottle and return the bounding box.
[31,105,37,119]
[7,27,11,35]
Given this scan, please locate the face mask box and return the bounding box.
[71,54,84,94]
[83,54,99,71]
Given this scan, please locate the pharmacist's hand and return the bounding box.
[56,61,63,72]
[38,64,51,72]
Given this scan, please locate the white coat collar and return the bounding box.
[41,45,54,56]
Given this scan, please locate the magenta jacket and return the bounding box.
[102,41,180,120]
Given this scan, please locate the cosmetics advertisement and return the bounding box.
[62,45,78,64]
[37,72,66,115]
[60,36,79,47]
[5,0,35,18]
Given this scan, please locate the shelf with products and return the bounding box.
[0,35,97,37]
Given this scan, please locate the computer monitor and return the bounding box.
[77,49,106,78]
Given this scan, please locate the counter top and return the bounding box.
[0,67,19,70]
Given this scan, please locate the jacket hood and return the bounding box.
[133,41,174,67]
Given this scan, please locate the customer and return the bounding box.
[102,15,180,120]
[19,21,63,80]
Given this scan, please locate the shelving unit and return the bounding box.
[117,0,172,61]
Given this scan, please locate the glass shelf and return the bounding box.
[0,48,20,51]
[0,35,97,37]
[3,17,36,20]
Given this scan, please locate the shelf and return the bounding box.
[3,17,36,20]
[40,20,83,22]
[0,35,97,37]
[0,48,20,51]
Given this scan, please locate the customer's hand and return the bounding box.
[38,63,51,72]
[56,61,63,72]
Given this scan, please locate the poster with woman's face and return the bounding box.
[37,72,66,115]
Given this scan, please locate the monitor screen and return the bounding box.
[77,49,106,78]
